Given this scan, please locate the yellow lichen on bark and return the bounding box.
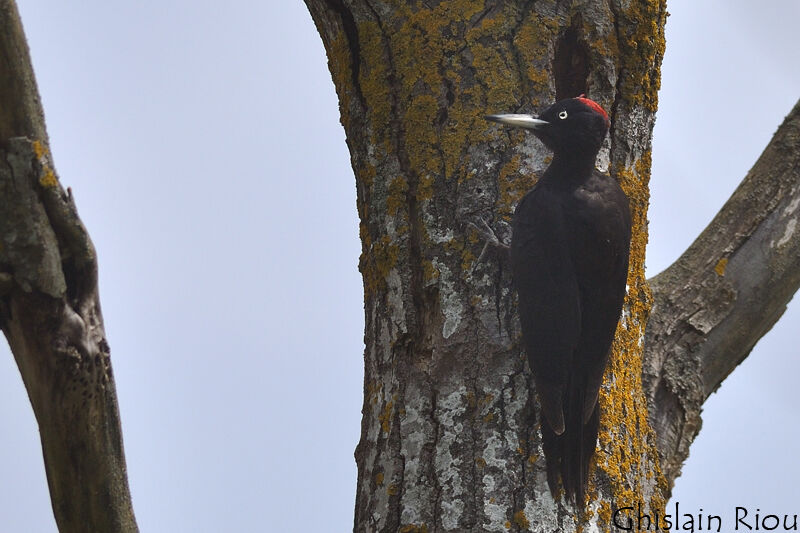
[387,177,409,217]
[324,32,355,132]
[359,234,399,295]
[714,258,728,276]
[616,0,667,110]
[389,1,510,182]
[513,11,560,106]
[513,509,531,529]
[379,399,394,434]
[357,20,393,148]
[618,151,653,282]
[38,168,57,188]
[595,148,667,524]
[30,139,59,187]
[399,525,429,533]
[349,1,559,297]
[32,139,48,158]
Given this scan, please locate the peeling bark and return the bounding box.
[644,99,800,490]
[306,0,667,530]
[0,2,138,532]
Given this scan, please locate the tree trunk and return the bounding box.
[306,1,667,530]
[0,2,138,531]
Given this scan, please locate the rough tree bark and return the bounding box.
[305,1,800,531]
[306,1,667,530]
[0,2,138,532]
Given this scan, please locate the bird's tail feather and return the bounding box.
[540,381,599,506]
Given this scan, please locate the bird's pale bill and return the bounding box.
[485,114,549,129]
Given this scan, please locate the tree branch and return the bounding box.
[0,1,46,141]
[644,98,800,489]
[0,2,138,531]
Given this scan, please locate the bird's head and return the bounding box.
[486,96,610,156]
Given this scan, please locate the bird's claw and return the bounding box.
[465,217,511,271]
[467,217,510,250]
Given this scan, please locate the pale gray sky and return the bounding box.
[0,1,798,531]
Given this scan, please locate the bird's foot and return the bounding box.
[465,217,510,266]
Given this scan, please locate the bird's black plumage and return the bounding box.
[487,97,631,505]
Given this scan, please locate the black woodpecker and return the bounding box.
[486,97,631,505]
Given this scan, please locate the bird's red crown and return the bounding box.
[576,95,610,125]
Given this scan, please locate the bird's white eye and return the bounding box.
[558,110,568,120]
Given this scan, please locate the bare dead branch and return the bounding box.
[0,1,46,142]
[0,2,138,531]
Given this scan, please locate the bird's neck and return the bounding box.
[542,152,598,186]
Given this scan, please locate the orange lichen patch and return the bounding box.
[399,525,429,533]
[375,472,385,486]
[30,139,59,188]
[360,234,399,296]
[513,509,530,529]
[714,258,728,276]
[460,246,476,273]
[616,151,653,284]
[597,500,612,525]
[527,454,538,465]
[475,457,487,468]
[357,20,393,145]
[505,521,512,529]
[323,32,355,131]
[32,139,48,159]
[387,177,409,217]
[387,483,400,496]
[379,400,394,433]
[38,168,58,188]
[422,259,440,283]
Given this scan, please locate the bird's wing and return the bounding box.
[511,187,581,435]
[566,175,632,421]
